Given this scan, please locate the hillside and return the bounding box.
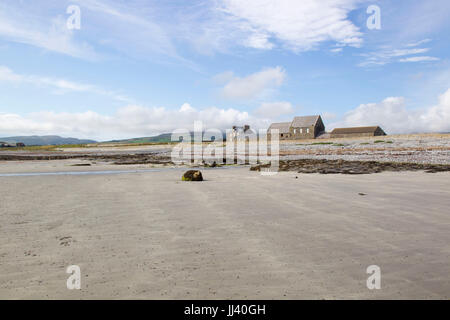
[0,135,97,146]
[105,133,173,144]
[105,132,227,144]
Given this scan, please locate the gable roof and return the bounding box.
[331,126,384,134]
[268,122,291,134]
[291,115,321,128]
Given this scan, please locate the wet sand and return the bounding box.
[0,161,449,299]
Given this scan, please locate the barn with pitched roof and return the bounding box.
[330,126,386,138]
[267,122,292,140]
[267,115,325,140]
[290,115,325,139]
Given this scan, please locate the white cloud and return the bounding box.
[399,56,440,63]
[330,89,450,134]
[219,66,286,100]
[330,47,343,53]
[245,32,275,50]
[0,1,196,66]
[0,3,97,60]
[71,0,184,62]
[219,0,364,52]
[406,39,432,47]
[358,47,437,67]
[255,102,294,118]
[0,66,131,102]
[0,104,271,141]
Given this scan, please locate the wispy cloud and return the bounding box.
[0,66,131,102]
[0,0,198,68]
[399,56,440,63]
[0,3,97,60]
[71,0,180,59]
[406,39,432,47]
[330,47,343,53]
[359,44,439,67]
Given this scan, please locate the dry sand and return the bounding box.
[0,160,449,299]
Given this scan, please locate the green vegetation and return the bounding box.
[1,145,57,151]
[310,142,334,145]
[333,143,346,147]
[0,143,96,152]
[105,133,176,144]
[53,144,91,148]
[374,140,385,143]
[297,142,334,146]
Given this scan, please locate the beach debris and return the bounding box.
[182,170,203,181]
[24,250,36,257]
[203,161,218,168]
[358,193,367,196]
[59,236,73,246]
[252,159,450,175]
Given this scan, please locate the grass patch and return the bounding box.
[310,142,334,145]
[54,144,91,148]
[10,145,59,151]
[1,143,95,152]
[100,141,179,147]
[374,140,385,143]
[333,143,346,147]
[360,142,370,145]
[296,142,334,146]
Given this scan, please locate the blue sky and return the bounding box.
[0,0,449,140]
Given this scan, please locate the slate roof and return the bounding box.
[268,122,291,134]
[291,115,321,128]
[331,126,384,134]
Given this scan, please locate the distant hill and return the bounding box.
[105,133,173,144]
[0,135,97,146]
[105,132,227,144]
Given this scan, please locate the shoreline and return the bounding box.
[1,167,449,299]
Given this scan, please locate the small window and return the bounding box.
[294,129,297,134]
[300,128,303,134]
[306,128,310,134]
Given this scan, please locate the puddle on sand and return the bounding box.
[0,166,244,177]
[0,169,163,177]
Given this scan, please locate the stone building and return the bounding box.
[227,125,253,142]
[0,141,12,148]
[330,126,386,138]
[268,115,325,140]
[267,122,291,140]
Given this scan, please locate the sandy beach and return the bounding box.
[1,160,449,299]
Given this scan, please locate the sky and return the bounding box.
[0,0,449,140]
